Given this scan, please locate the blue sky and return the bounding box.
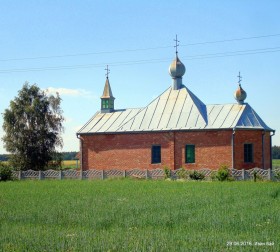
[0,0,279,153]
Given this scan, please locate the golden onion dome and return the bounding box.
[234,84,247,104]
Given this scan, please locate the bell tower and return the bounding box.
[101,65,115,113]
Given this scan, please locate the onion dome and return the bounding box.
[169,56,186,78]
[234,84,247,104]
[169,56,185,90]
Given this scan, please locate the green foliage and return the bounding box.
[210,171,218,181]
[0,152,78,162]
[163,166,171,179]
[272,145,280,159]
[61,151,79,160]
[252,171,263,182]
[48,152,63,170]
[274,170,280,181]
[2,83,64,171]
[0,163,13,181]
[272,159,280,168]
[270,188,280,199]
[177,167,187,179]
[189,170,205,180]
[0,180,280,251]
[216,165,233,181]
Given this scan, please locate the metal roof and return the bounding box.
[77,85,273,134]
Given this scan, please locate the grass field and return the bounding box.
[61,160,79,169]
[0,160,79,169]
[273,159,280,168]
[0,180,279,251]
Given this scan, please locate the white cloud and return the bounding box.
[45,87,93,98]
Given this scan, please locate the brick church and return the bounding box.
[77,49,274,171]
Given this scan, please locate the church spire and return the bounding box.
[101,65,115,113]
[169,35,186,90]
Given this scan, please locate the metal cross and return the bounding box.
[237,71,242,85]
[105,65,110,79]
[174,34,179,56]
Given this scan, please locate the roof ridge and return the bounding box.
[184,86,208,125]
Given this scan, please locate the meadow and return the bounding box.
[272,159,280,168]
[0,160,79,170]
[0,180,279,251]
[61,160,79,169]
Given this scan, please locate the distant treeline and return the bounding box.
[0,152,78,161]
[272,146,280,159]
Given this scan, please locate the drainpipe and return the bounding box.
[232,128,236,169]
[270,130,276,169]
[173,132,176,170]
[262,130,265,169]
[76,134,84,171]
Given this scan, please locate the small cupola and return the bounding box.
[169,35,186,90]
[234,72,247,104]
[101,65,115,113]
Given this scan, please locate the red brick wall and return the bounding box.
[81,132,174,170]
[174,130,233,170]
[233,130,271,169]
[81,130,234,170]
[80,129,271,170]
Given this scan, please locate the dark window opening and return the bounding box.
[185,144,195,163]
[244,143,253,163]
[151,145,161,164]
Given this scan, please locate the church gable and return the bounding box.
[236,104,272,130]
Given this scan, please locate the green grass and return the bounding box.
[0,180,279,251]
[273,159,280,168]
[61,160,79,169]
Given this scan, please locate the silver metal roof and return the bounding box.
[77,86,273,134]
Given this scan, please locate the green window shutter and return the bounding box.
[186,145,195,163]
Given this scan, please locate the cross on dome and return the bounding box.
[237,71,242,86]
[174,34,179,56]
[234,71,247,104]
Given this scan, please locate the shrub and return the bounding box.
[252,171,263,182]
[177,168,187,179]
[274,170,280,181]
[0,163,13,181]
[164,166,171,179]
[189,171,205,181]
[216,165,233,181]
[48,152,63,170]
